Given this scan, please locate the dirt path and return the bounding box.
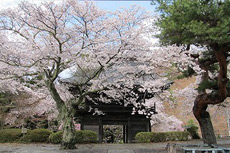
[0,138,230,153]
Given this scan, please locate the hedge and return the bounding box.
[135,131,189,143]
[0,128,97,144]
[49,131,63,144]
[20,128,52,143]
[0,129,22,143]
[75,130,97,144]
[49,130,97,144]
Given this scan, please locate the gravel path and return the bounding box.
[0,138,230,153]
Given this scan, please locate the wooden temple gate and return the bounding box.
[76,103,153,143]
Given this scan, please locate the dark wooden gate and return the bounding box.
[76,104,152,143]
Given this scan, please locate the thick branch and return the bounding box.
[47,81,64,112]
[215,49,228,97]
[193,47,228,123]
[44,57,61,83]
[200,49,228,105]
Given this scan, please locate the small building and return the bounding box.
[63,60,172,143]
[75,100,157,143]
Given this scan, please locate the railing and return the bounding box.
[182,146,230,153]
[166,143,230,153]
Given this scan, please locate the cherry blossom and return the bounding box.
[0,0,196,148]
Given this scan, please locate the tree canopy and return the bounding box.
[155,0,230,47]
[154,0,230,145]
[0,0,185,149]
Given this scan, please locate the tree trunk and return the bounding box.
[47,82,76,149]
[193,97,217,145]
[60,106,76,149]
[192,47,228,146]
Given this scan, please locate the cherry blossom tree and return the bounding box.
[0,0,159,149]
[0,0,196,149]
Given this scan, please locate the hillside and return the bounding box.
[156,77,230,137]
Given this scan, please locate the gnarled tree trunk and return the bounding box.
[193,47,228,146]
[193,97,216,145]
[60,106,76,149]
[48,82,76,149]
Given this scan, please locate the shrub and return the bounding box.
[152,132,168,142]
[135,131,189,143]
[49,130,98,144]
[187,126,200,139]
[0,129,22,143]
[49,131,63,144]
[185,120,200,139]
[135,132,154,143]
[166,131,189,141]
[20,128,52,143]
[19,134,32,143]
[75,130,97,144]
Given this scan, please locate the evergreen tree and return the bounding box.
[154,0,230,145]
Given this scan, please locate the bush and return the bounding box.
[49,130,98,144]
[75,130,97,144]
[152,132,168,142]
[135,132,154,143]
[187,126,200,139]
[166,131,190,141]
[0,129,22,143]
[135,131,189,143]
[20,128,52,143]
[185,120,200,139]
[49,131,63,144]
[19,134,32,143]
